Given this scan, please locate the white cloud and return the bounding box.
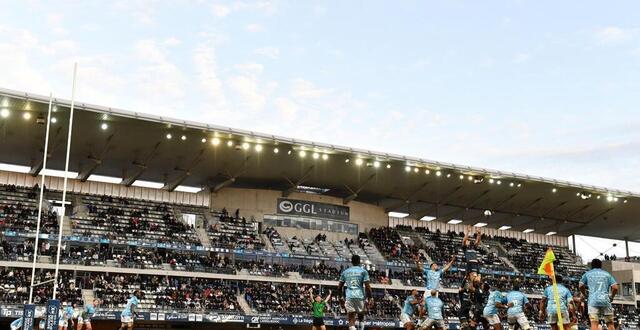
[274,97,297,120]
[211,4,231,17]
[595,26,634,43]
[163,37,181,47]
[234,62,264,74]
[193,43,227,110]
[291,79,330,99]
[512,53,531,64]
[254,46,280,59]
[246,23,264,33]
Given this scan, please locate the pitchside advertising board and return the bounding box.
[276,198,350,221]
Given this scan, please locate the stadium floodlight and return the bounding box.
[175,185,203,193]
[242,142,250,150]
[596,195,601,199]
[23,112,31,120]
[435,170,442,176]
[545,231,557,236]
[1,98,8,107]
[509,182,515,187]
[413,167,419,173]
[355,158,363,166]
[0,109,10,118]
[322,154,328,160]
[448,219,463,224]
[312,152,319,159]
[424,169,430,174]
[132,180,164,189]
[517,183,522,187]
[299,150,307,158]
[345,158,350,163]
[496,180,501,185]
[552,188,557,193]
[474,222,488,227]
[181,135,187,141]
[606,195,614,202]
[420,216,436,221]
[165,133,172,139]
[87,174,122,184]
[405,166,411,172]
[373,161,380,168]
[388,211,409,218]
[468,175,473,181]
[488,178,495,184]
[201,138,206,143]
[287,150,292,155]
[386,164,391,169]
[523,229,535,233]
[100,123,108,130]
[211,137,220,145]
[624,199,628,203]
[273,147,279,153]
[459,174,464,180]
[446,173,451,178]
[51,117,57,123]
[255,145,263,152]
[226,140,234,147]
[498,225,511,231]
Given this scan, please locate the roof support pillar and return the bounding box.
[282,165,315,197]
[343,173,376,205]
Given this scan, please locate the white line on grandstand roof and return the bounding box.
[0,86,637,197]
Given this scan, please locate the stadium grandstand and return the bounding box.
[0,87,638,330]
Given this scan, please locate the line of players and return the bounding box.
[10,299,102,330]
[399,226,620,330]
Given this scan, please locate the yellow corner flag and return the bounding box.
[537,248,556,276]
[538,248,564,330]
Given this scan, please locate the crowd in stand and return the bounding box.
[0,268,81,306]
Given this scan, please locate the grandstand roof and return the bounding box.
[0,87,638,241]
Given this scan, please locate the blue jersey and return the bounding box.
[121,296,139,316]
[402,296,418,315]
[63,306,74,320]
[339,266,370,299]
[84,304,96,318]
[506,291,528,316]
[425,296,444,320]
[544,284,572,314]
[424,269,443,290]
[580,269,616,307]
[483,290,506,316]
[10,318,23,330]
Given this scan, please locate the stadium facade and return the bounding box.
[0,88,638,329]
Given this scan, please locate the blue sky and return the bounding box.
[1,0,639,192]
[1,0,640,259]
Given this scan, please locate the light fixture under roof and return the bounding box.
[498,225,512,230]
[312,152,319,159]
[181,135,187,141]
[226,140,233,147]
[420,216,436,221]
[388,212,409,218]
[355,158,363,166]
[373,161,380,168]
[166,133,172,139]
[405,166,411,172]
[0,109,9,118]
[299,150,307,158]
[545,231,557,236]
[448,219,463,225]
[242,142,250,150]
[474,222,488,227]
[23,112,31,120]
[211,137,220,145]
[552,188,557,193]
[435,170,442,176]
[273,147,279,154]
[101,123,108,130]
[201,138,206,143]
[523,229,535,233]
[386,164,391,169]
[255,144,263,152]
[322,154,328,160]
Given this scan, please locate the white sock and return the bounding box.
[358,319,365,330]
[349,326,357,330]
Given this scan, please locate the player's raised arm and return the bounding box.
[443,255,456,273]
[462,225,471,247]
[324,290,332,303]
[474,227,482,245]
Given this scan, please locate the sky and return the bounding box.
[1,1,639,261]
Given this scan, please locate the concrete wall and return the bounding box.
[210,187,388,231]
